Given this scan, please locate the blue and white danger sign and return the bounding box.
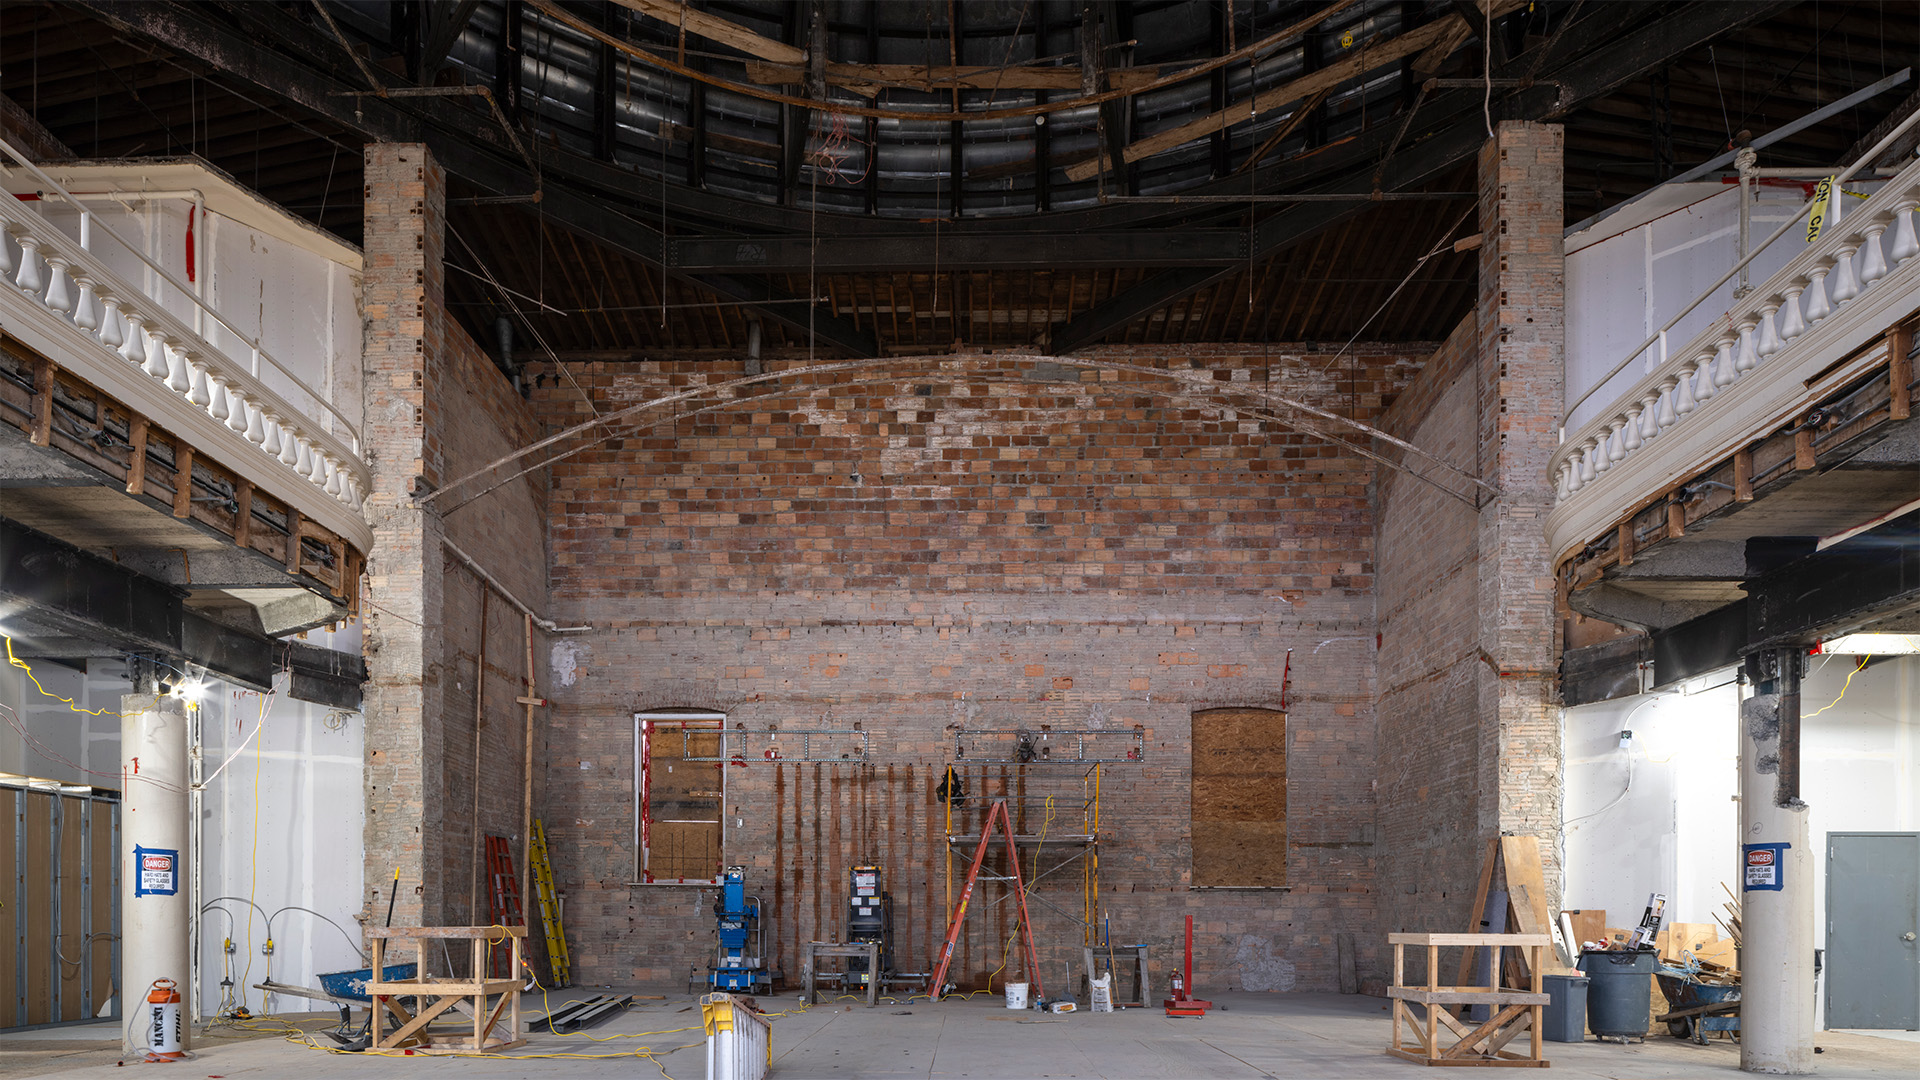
[134,845,179,897]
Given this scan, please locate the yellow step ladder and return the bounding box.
[530,818,572,987]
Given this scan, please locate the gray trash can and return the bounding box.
[1578,949,1656,1038]
[1542,973,1590,1042]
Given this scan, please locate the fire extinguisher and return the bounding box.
[145,978,185,1061]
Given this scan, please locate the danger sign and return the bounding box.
[1743,842,1788,892]
[134,845,179,897]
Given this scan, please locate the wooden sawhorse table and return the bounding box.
[1386,932,1550,1068]
[803,942,880,1007]
[366,926,526,1054]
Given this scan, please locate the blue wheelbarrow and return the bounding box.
[1656,964,1740,1044]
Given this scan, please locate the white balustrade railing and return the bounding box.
[1549,152,1920,508]
[0,160,368,518]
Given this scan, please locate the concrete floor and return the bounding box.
[3,990,1919,1078]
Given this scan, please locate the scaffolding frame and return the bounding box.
[942,764,1104,948]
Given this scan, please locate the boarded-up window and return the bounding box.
[1191,707,1286,887]
[636,713,725,884]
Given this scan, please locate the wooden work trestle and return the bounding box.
[366,926,526,1054]
[1386,933,1550,1068]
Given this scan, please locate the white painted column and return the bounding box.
[121,691,191,1056]
[1739,649,1813,1074]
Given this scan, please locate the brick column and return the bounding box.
[1475,122,1566,902]
[361,144,449,929]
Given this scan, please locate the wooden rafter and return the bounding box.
[1063,1,1526,182]
[610,0,804,65]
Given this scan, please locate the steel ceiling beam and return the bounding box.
[1044,0,1797,355]
[1746,512,1920,651]
[0,518,277,690]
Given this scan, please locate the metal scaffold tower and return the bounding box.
[939,726,1141,953]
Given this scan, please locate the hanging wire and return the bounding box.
[1481,0,1494,137]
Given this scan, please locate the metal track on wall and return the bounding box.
[679,728,870,763]
[3,780,121,1031]
[952,727,1145,764]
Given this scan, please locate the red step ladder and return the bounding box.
[929,799,1043,1003]
[485,835,524,977]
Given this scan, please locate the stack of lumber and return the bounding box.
[1657,921,1738,984]
[1716,884,1743,948]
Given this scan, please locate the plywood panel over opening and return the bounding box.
[639,719,724,883]
[1191,707,1287,887]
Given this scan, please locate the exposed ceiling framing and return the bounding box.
[3,1,1914,362]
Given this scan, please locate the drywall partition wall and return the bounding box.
[0,657,121,786]
[1561,655,1920,1028]
[0,785,117,1030]
[530,344,1421,994]
[1802,653,1920,1030]
[0,633,369,1019]
[195,635,367,1018]
[1560,677,1741,934]
[1563,182,1826,433]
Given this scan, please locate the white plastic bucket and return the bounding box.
[1004,982,1029,1009]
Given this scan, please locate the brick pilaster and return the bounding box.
[361,143,449,930]
[1475,121,1566,903]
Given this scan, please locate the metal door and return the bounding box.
[1826,832,1920,1029]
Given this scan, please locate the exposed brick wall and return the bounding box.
[436,322,550,932]
[1375,315,1488,963]
[360,143,449,931]
[528,345,1425,993]
[537,349,1418,598]
[1475,122,1565,885]
[361,143,550,944]
[1374,123,1566,977]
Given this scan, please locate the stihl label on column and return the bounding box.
[1743,842,1789,892]
[134,845,179,897]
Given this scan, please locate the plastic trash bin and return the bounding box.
[1579,949,1656,1038]
[1542,974,1590,1042]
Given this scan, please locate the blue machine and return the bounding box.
[709,866,771,993]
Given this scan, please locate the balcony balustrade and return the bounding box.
[0,146,370,551]
[1546,152,1920,563]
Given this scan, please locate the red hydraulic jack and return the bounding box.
[1163,914,1212,1017]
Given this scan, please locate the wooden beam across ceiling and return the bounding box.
[1047,0,1801,354]
[740,60,1164,97]
[610,0,804,65]
[1062,0,1529,182]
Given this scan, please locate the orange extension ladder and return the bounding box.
[929,799,1043,1002]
